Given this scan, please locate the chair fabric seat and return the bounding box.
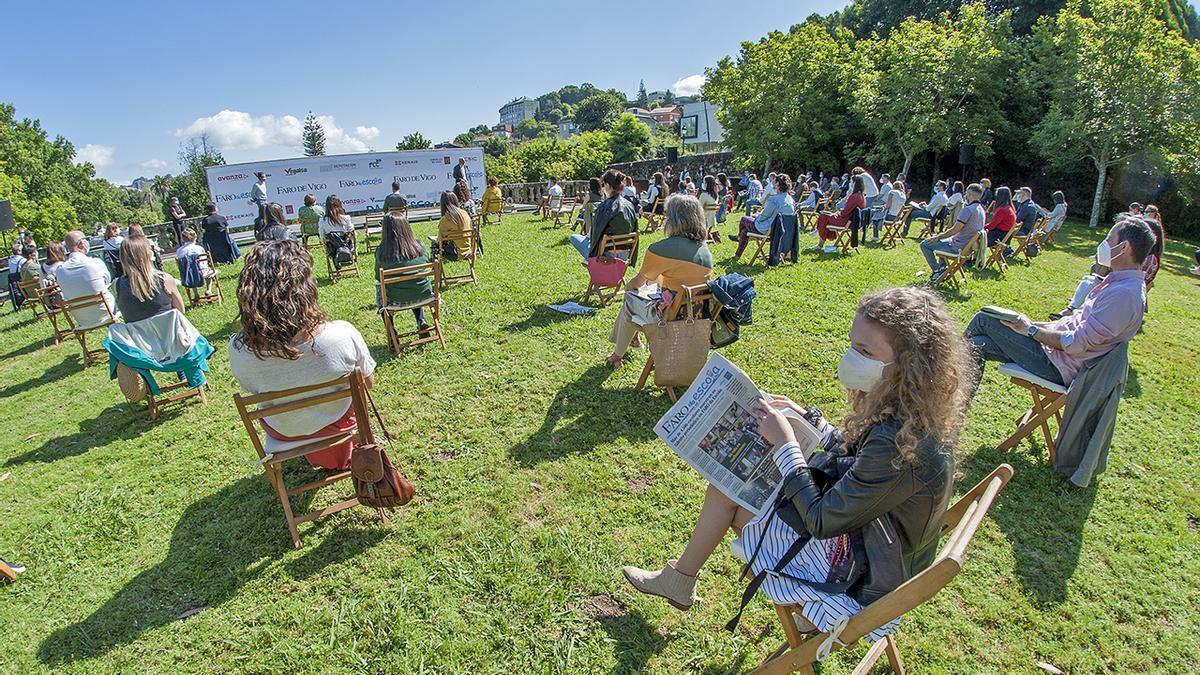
[381,297,435,312]
[998,362,1067,394]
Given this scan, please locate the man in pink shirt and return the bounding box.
[964,217,1154,395]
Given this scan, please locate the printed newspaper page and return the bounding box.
[654,353,822,515]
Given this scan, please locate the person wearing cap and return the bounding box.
[250,171,268,228]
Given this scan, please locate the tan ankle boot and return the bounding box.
[621,560,697,611]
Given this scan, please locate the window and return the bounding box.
[680,115,699,140]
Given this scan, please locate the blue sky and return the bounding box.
[0,0,848,184]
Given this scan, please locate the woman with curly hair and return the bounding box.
[623,286,974,639]
[228,239,376,470]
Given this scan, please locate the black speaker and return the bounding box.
[958,144,975,166]
[665,146,679,164]
[0,200,12,232]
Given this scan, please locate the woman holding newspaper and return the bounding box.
[622,287,975,640]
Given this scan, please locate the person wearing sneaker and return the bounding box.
[623,287,969,641]
[920,183,985,282]
[730,174,796,262]
[814,176,866,252]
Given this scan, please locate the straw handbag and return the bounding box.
[642,300,711,388]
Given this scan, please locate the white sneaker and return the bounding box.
[823,245,838,253]
[810,244,822,251]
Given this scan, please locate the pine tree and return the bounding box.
[637,80,650,108]
[302,112,326,156]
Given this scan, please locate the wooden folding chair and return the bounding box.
[113,361,208,421]
[582,232,639,307]
[481,194,503,226]
[60,292,118,367]
[742,225,773,265]
[361,213,384,254]
[982,226,1020,273]
[542,194,562,220]
[754,463,1014,675]
[912,213,934,240]
[379,261,445,354]
[995,363,1068,463]
[324,232,360,283]
[17,279,44,319]
[437,228,478,288]
[932,232,983,289]
[641,197,665,232]
[1011,217,1046,261]
[35,284,71,345]
[703,202,721,241]
[233,369,388,548]
[798,209,819,236]
[881,205,912,247]
[635,284,724,402]
[184,253,223,307]
[552,196,579,227]
[825,224,853,254]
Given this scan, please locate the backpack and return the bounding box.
[351,387,415,508]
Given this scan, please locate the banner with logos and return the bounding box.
[205,148,486,231]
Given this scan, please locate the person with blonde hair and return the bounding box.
[623,287,972,640]
[433,191,473,261]
[114,235,185,323]
[605,194,712,368]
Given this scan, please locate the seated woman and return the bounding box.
[114,235,186,323]
[606,194,713,368]
[40,242,66,296]
[623,287,970,641]
[731,174,796,262]
[433,191,473,262]
[229,240,376,471]
[1141,205,1164,303]
[570,170,637,260]
[984,186,1016,249]
[815,176,865,252]
[319,196,355,268]
[699,175,720,242]
[481,176,504,217]
[175,227,218,296]
[376,213,435,334]
[645,172,668,215]
[102,222,124,277]
[454,180,478,217]
[576,176,603,233]
[1039,191,1068,234]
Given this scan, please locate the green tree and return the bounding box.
[481,136,509,158]
[395,132,431,151]
[1032,0,1200,228]
[515,118,555,140]
[660,90,675,106]
[569,131,614,178]
[468,124,491,136]
[168,135,224,225]
[574,92,624,132]
[302,112,326,156]
[637,80,650,108]
[453,132,475,147]
[609,113,653,162]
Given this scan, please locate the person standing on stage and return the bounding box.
[168,197,187,246]
[250,171,268,231]
[452,158,472,192]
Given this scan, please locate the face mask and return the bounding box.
[837,347,893,393]
[1096,239,1122,266]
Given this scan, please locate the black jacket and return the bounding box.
[778,420,953,605]
[587,195,638,261]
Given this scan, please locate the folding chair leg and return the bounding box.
[884,634,906,674]
[636,354,654,390]
[267,464,303,548]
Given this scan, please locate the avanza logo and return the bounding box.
[218,173,250,182]
[283,167,308,176]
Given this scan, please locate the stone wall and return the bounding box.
[606,151,736,181]
[500,180,590,205]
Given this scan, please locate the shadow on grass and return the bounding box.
[1124,365,1141,398]
[4,400,185,467]
[0,337,55,360]
[37,474,384,665]
[0,354,80,401]
[510,364,662,466]
[596,610,673,675]
[959,446,1095,607]
[504,304,584,333]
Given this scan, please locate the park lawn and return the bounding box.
[0,212,1198,673]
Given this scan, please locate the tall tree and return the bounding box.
[395,132,432,151]
[609,114,653,162]
[660,90,675,106]
[1032,0,1200,228]
[574,92,625,132]
[168,134,225,222]
[302,112,326,156]
[637,80,650,108]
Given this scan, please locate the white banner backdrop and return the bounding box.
[205,147,486,231]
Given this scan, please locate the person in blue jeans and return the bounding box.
[920,184,985,281]
[570,169,638,261]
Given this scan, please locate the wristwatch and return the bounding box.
[1027,325,1039,337]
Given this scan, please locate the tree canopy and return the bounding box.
[395,132,432,151]
[302,112,325,156]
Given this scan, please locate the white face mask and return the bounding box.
[837,347,892,393]
[1096,239,1122,267]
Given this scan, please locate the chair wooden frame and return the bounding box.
[17,279,44,319]
[703,202,721,240]
[184,253,223,307]
[635,284,724,402]
[361,213,385,254]
[379,261,445,354]
[324,231,360,283]
[825,223,853,255]
[116,362,209,421]
[741,225,773,266]
[551,196,579,227]
[641,197,665,232]
[35,284,71,345]
[881,205,912,247]
[754,463,1014,675]
[541,194,563,220]
[481,195,503,226]
[0,558,19,581]
[798,209,819,236]
[582,232,639,307]
[233,369,388,549]
[437,229,478,288]
[60,292,118,367]
[982,226,1021,273]
[996,364,1067,463]
[932,231,983,289]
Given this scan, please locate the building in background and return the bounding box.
[680,101,725,150]
[557,120,580,140]
[491,123,513,139]
[499,97,539,127]
[625,107,657,128]
[648,106,682,128]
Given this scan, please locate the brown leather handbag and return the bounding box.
[351,386,415,508]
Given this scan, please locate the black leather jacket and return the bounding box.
[778,420,954,605]
[587,195,638,261]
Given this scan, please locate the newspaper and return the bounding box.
[654,353,823,515]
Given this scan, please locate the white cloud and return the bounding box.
[673,74,706,97]
[176,110,381,154]
[74,144,115,168]
[140,158,168,171]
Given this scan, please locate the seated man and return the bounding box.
[1013,186,1041,237]
[963,217,1153,394]
[796,180,822,210]
[383,181,409,213]
[56,230,117,327]
[919,183,985,281]
[903,180,948,236]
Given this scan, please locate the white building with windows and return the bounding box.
[680,101,725,147]
[499,97,539,127]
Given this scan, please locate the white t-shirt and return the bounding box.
[56,251,116,328]
[319,215,354,240]
[548,184,563,197]
[228,320,377,439]
[886,188,907,216]
[860,172,879,198]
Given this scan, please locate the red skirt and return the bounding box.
[262,407,356,471]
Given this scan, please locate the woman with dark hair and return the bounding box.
[376,213,434,333]
[571,169,638,260]
[1039,190,1068,236]
[229,239,376,471]
[319,195,355,268]
[577,176,604,233]
[815,175,866,252]
[983,186,1016,248]
[436,191,472,261]
[453,180,477,216]
[647,172,668,215]
[699,175,720,239]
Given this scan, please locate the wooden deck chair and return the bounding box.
[742,225,773,266]
[641,197,665,232]
[481,194,502,226]
[324,232,360,283]
[754,463,1014,675]
[703,202,721,241]
[983,226,1021,273]
[552,196,579,227]
[881,205,912,247]
[379,261,445,354]
[635,284,724,402]
[582,232,639,307]
[17,279,45,319]
[798,209,819,236]
[185,253,223,307]
[932,231,983,289]
[911,211,934,240]
[36,284,71,345]
[825,223,854,255]
[361,213,385,254]
[1011,217,1047,261]
[233,369,388,548]
[114,362,208,421]
[437,228,478,288]
[995,364,1067,463]
[541,193,562,220]
[60,292,117,367]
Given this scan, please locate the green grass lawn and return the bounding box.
[1,213,1198,673]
